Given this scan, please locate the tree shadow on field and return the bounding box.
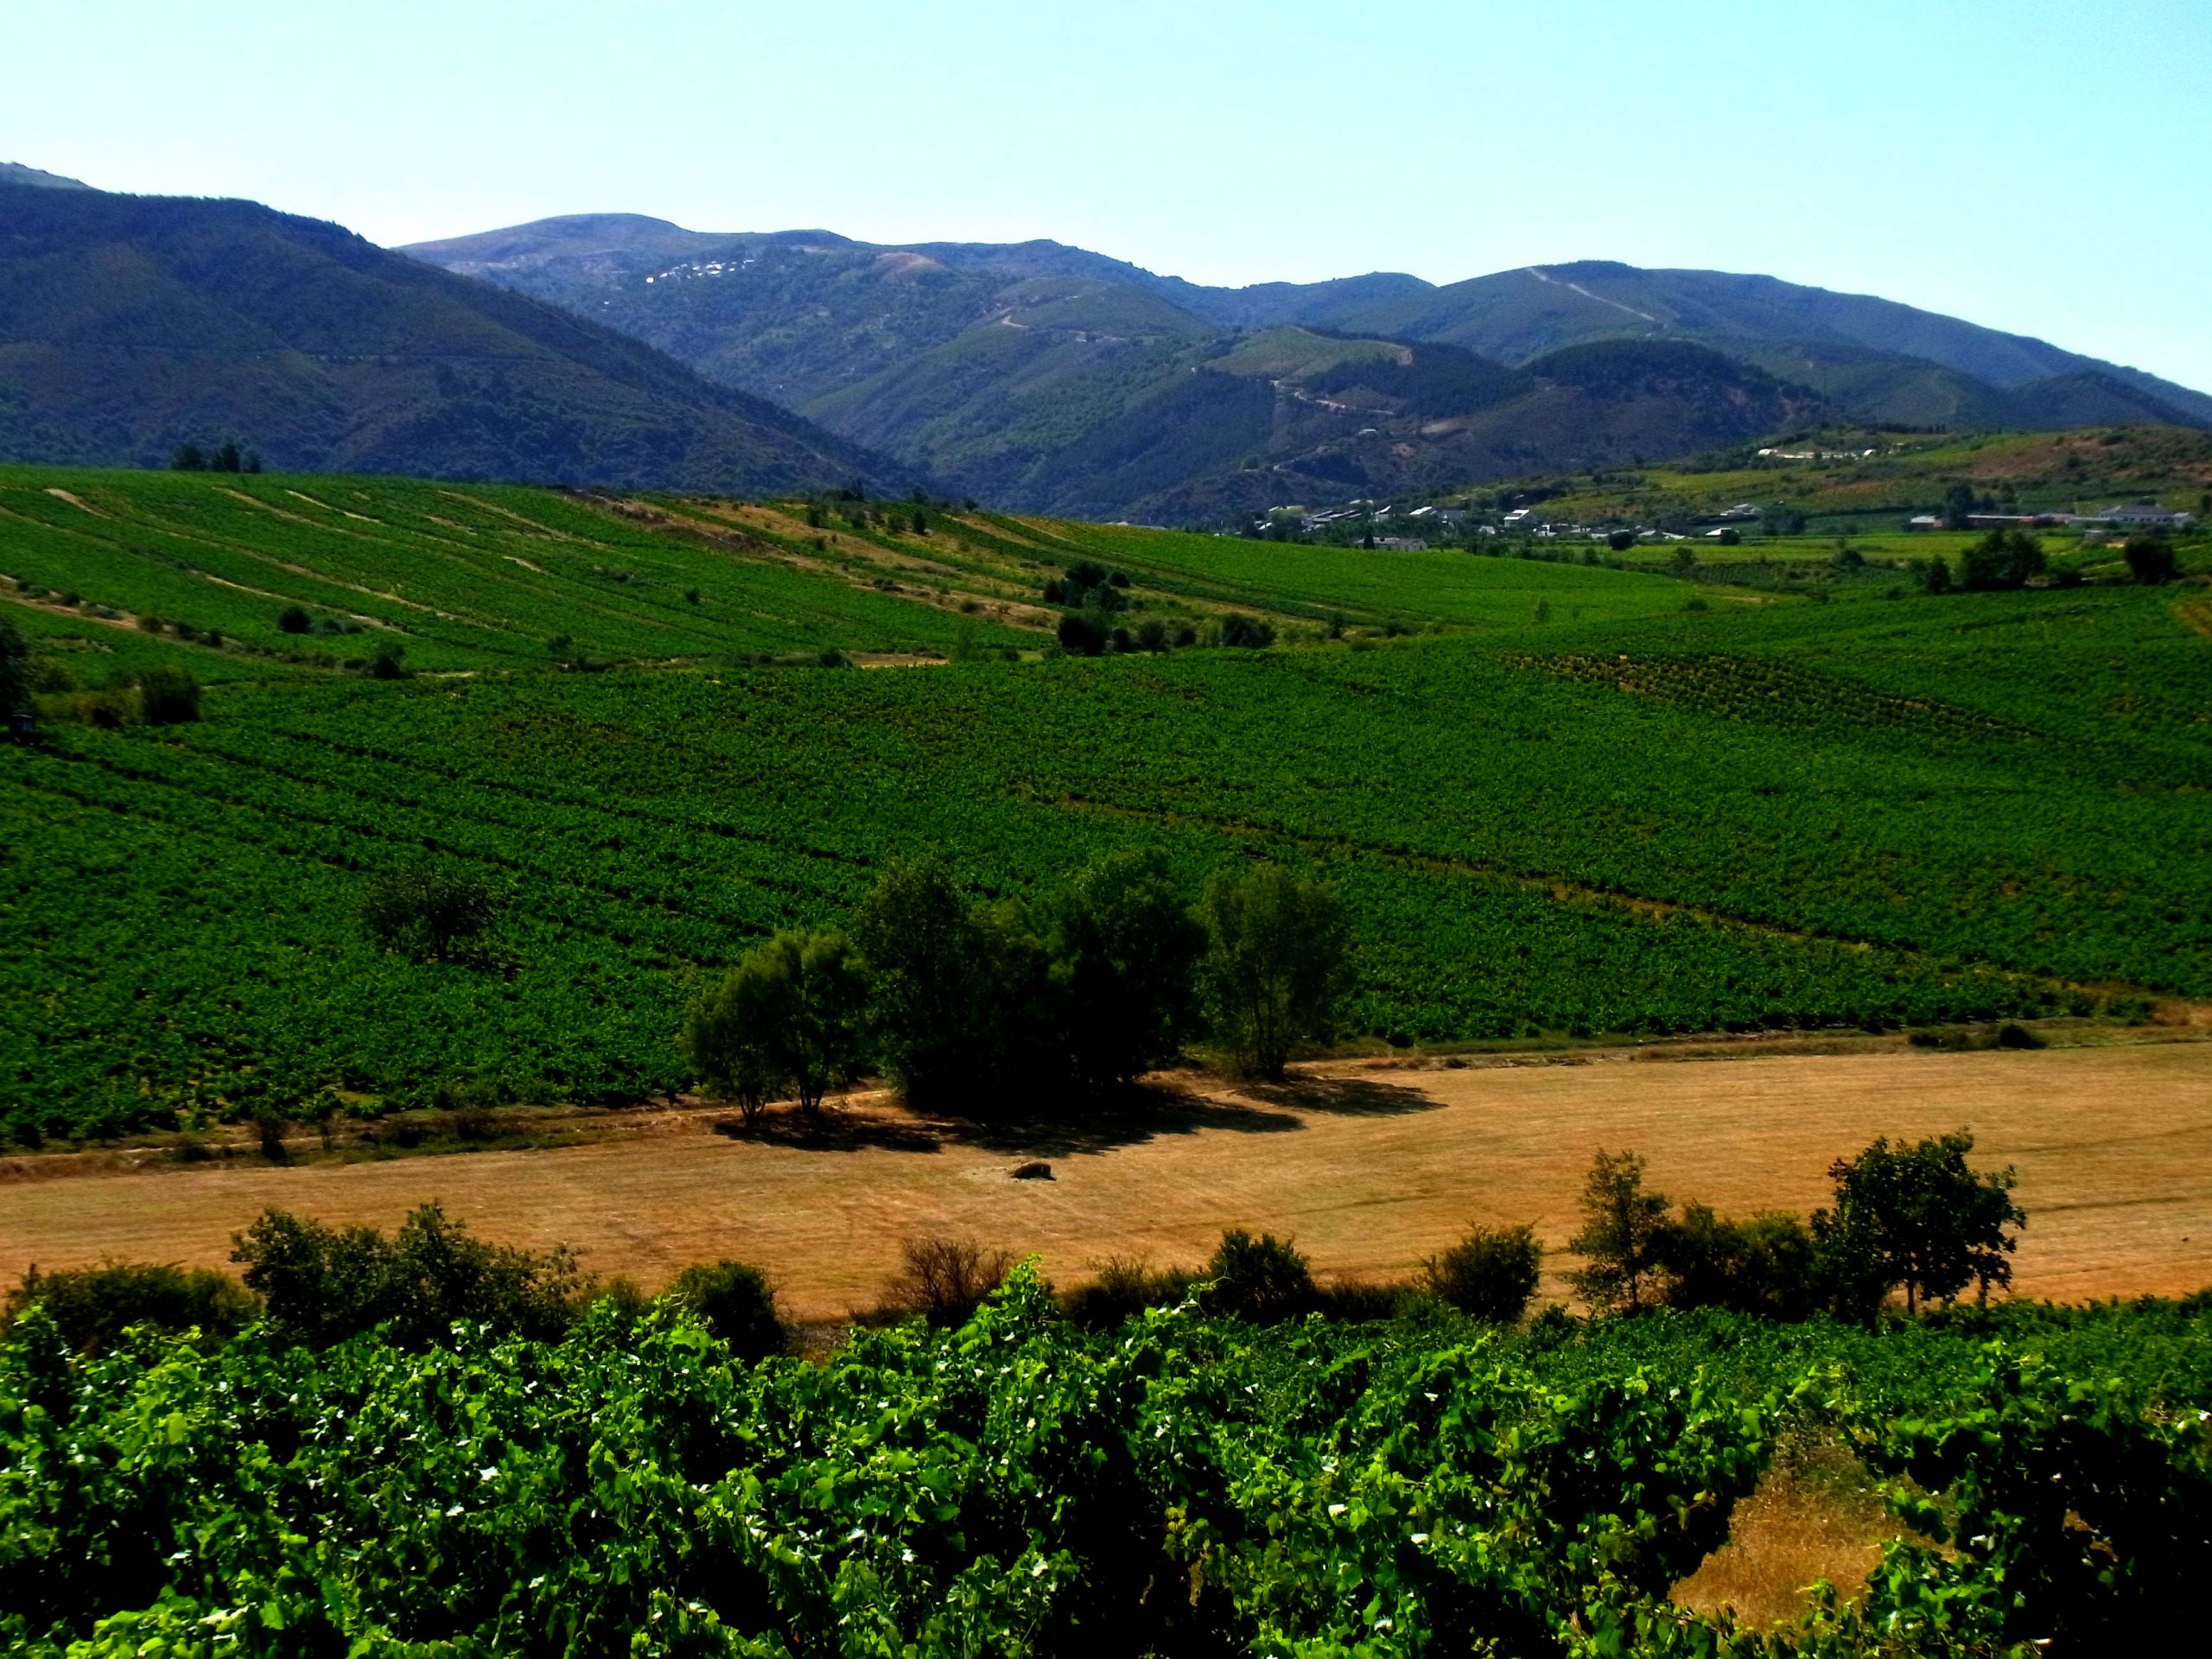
[711,1110,947,1155]
[940,1082,1306,1159]
[1231,1074,1442,1118]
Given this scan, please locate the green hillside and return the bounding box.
[0,467,1033,668]
[0,186,911,495]
[6,465,2207,1140]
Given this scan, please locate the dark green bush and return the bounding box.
[232,1202,581,1348]
[1656,1205,1821,1319]
[4,1260,257,1353]
[1059,1256,1195,1330]
[137,666,200,726]
[1422,1222,1542,1322]
[665,1261,787,1361]
[1199,1229,1316,1324]
[359,865,499,963]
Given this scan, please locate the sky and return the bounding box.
[9,0,2211,390]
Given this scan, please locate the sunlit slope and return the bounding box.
[0,467,1031,666]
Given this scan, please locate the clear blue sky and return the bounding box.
[10,0,2210,390]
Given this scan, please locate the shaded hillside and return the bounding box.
[0,188,912,494]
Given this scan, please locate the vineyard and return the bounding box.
[4,1283,2208,1655]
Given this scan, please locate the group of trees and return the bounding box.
[0,622,200,732]
[1568,1129,2024,1319]
[686,853,1351,1118]
[168,440,260,474]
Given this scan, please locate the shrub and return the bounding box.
[1423,1223,1542,1322]
[1197,862,1351,1078]
[1217,613,1274,649]
[1059,1256,1195,1330]
[359,864,499,963]
[1056,611,1107,656]
[0,614,28,723]
[685,930,871,1122]
[1656,1205,1821,1319]
[665,1261,786,1360]
[1959,529,2045,591]
[232,1202,581,1348]
[1199,1229,1315,1324]
[1996,1021,2046,1049]
[877,1236,1014,1327]
[1607,530,1637,552]
[4,1261,257,1353]
[276,604,313,634]
[137,666,200,726]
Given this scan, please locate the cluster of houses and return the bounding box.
[1904,502,2199,532]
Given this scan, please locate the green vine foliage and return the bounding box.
[3,1281,2207,1656]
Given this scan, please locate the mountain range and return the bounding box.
[405,213,2212,518]
[0,181,912,495]
[1,167,2205,520]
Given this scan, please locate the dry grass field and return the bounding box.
[3,1041,2208,1319]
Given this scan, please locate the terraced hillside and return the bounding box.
[6,469,2207,1141]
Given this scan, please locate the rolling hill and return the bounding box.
[405,215,2212,520]
[0,185,914,496]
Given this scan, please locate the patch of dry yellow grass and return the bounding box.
[1,1043,2206,1319]
[1673,1436,1897,1628]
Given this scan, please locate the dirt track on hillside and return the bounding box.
[3,1043,2207,1319]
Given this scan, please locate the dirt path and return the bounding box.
[3,1044,2206,1319]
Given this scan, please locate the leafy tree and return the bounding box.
[1606,530,1637,552]
[1040,849,1205,1089]
[1196,862,1351,1078]
[1057,611,1107,656]
[1670,545,1696,574]
[1713,527,1741,547]
[1134,617,1170,652]
[1942,480,1978,529]
[232,1202,581,1347]
[137,665,200,726]
[1217,613,1274,649]
[2123,536,2179,585]
[854,858,1002,1108]
[365,641,409,679]
[211,440,244,474]
[276,604,312,633]
[1922,554,1954,594]
[0,613,28,725]
[359,865,499,963]
[1813,1129,2024,1315]
[684,930,869,1122]
[665,1261,786,1360]
[168,442,207,471]
[1199,1230,1316,1324]
[1567,1150,1671,1313]
[1959,528,2045,591]
[1422,1223,1542,1322]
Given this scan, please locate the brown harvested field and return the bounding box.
[3,1041,2209,1319]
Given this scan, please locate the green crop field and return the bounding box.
[0,467,1033,669]
[6,461,2209,1141]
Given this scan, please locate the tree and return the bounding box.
[2123,536,2179,585]
[1041,849,1205,1089]
[1814,1130,2024,1316]
[359,865,499,963]
[1196,862,1351,1079]
[853,858,999,1107]
[137,666,200,726]
[1423,1223,1541,1323]
[1958,528,2044,591]
[4,1261,257,1355]
[1713,526,1741,547]
[1670,545,1696,575]
[1921,554,1954,595]
[0,613,29,726]
[1217,613,1274,648]
[1656,1205,1820,1319]
[1057,611,1107,656]
[169,442,207,472]
[684,930,869,1122]
[277,604,313,633]
[211,440,243,474]
[1942,480,1978,529]
[1567,1150,1671,1313]
[1606,530,1637,552]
